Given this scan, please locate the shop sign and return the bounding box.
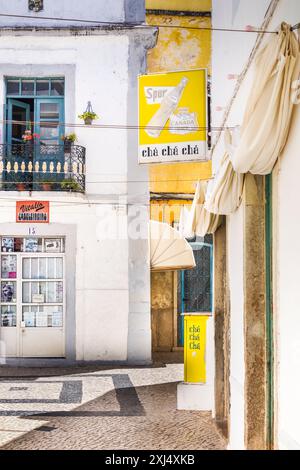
[184,314,210,383]
[16,201,50,224]
[138,69,208,164]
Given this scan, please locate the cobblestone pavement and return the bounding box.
[0,358,226,450]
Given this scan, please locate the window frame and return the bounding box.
[5,77,65,99]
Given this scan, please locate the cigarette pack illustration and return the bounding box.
[169,108,199,135]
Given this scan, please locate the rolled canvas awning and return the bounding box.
[231,22,300,174]
[202,22,300,218]
[204,151,245,215]
[181,180,221,237]
[150,220,196,272]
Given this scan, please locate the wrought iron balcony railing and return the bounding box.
[0,143,86,193]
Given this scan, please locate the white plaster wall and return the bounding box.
[212,0,300,450]
[274,102,300,450]
[0,27,155,363]
[0,0,145,26]
[0,197,133,362]
[0,33,129,196]
[227,206,245,449]
[267,0,300,449]
[212,0,270,449]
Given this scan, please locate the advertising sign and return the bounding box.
[16,201,50,224]
[138,69,207,164]
[184,314,210,384]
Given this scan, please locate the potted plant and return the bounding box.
[22,130,40,144]
[61,178,82,192]
[36,176,51,191]
[78,111,99,126]
[16,182,26,191]
[61,133,77,152]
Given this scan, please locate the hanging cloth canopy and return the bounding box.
[183,180,221,237]
[231,22,300,175]
[150,220,196,272]
[204,129,245,215]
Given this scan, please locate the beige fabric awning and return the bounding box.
[150,220,196,272]
[204,130,245,215]
[204,153,245,215]
[183,180,221,237]
[231,22,300,175]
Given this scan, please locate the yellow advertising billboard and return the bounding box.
[138,69,207,164]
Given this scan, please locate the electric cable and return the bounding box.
[0,118,236,132]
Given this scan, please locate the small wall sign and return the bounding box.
[16,201,50,224]
[28,1,44,12]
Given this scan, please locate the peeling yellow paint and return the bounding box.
[147,15,211,74]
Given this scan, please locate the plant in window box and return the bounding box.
[22,130,41,143]
[16,182,27,192]
[61,178,82,192]
[36,176,51,191]
[61,133,77,152]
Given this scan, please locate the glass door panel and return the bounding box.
[7,99,31,144]
[0,254,17,330]
[34,98,64,190]
[1,305,16,327]
[21,256,64,329]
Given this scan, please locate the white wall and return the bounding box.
[0,33,129,196]
[227,205,245,449]
[212,0,300,450]
[0,26,156,363]
[0,0,145,27]
[212,0,270,449]
[275,102,300,450]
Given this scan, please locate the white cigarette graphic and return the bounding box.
[145,77,188,138]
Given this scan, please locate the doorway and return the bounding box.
[177,236,213,346]
[4,78,65,190]
[0,236,65,358]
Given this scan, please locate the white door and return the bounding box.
[0,237,65,358]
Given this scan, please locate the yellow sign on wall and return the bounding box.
[138,70,207,164]
[184,314,209,383]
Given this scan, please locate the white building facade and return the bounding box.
[212,0,300,450]
[0,0,157,364]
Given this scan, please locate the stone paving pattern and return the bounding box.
[0,357,226,450]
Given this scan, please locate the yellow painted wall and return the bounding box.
[147,14,211,77]
[150,199,192,225]
[146,0,211,12]
[146,12,212,195]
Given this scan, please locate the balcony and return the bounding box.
[0,143,86,193]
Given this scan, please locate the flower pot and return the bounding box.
[64,141,73,152]
[16,183,26,191]
[84,118,93,125]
